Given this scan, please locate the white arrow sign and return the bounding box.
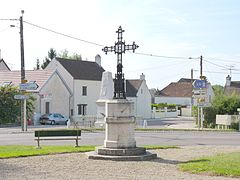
[19,82,39,90]
[14,94,29,100]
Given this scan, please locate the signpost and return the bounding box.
[19,82,38,91]
[192,79,207,89]
[192,79,208,130]
[14,94,29,100]
[18,81,38,132]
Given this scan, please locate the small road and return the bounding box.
[0,127,240,147]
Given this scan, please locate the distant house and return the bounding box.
[126,73,152,119]
[0,59,10,71]
[46,56,105,117]
[224,75,240,95]
[155,78,214,116]
[155,78,194,107]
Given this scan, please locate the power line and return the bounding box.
[207,57,240,64]
[23,21,105,47]
[134,52,198,60]
[203,59,228,69]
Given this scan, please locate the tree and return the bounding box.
[58,49,82,60]
[72,53,82,60]
[48,48,57,60]
[0,85,36,125]
[212,85,224,96]
[34,58,40,70]
[203,92,240,128]
[58,49,69,59]
[0,85,20,124]
[41,48,57,69]
[41,57,51,69]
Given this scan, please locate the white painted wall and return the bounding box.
[127,80,152,119]
[46,59,75,115]
[155,96,191,106]
[39,72,71,117]
[73,80,101,116]
[46,59,74,91]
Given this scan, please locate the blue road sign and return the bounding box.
[192,79,207,89]
[19,82,39,90]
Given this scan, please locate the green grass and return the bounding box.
[0,145,95,158]
[0,145,177,159]
[179,152,240,177]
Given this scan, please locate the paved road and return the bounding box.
[0,126,240,146]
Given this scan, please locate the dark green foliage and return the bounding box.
[151,103,176,109]
[0,85,36,125]
[48,48,57,60]
[34,58,40,70]
[0,85,20,124]
[203,106,217,128]
[202,92,240,129]
[41,57,51,69]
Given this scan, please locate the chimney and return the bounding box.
[226,75,231,87]
[140,73,145,80]
[95,54,101,66]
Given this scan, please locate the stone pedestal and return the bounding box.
[104,99,136,148]
[87,99,157,161]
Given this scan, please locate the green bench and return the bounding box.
[35,129,81,148]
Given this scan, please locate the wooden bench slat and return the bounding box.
[34,138,81,141]
[34,129,81,148]
[35,130,81,137]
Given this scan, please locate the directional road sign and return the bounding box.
[19,82,39,90]
[14,94,29,100]
[192,79,207,89]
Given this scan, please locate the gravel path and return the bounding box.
[1,146,240,180]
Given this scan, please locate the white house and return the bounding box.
[126,73,152,119]
[0,69,72,121]
[46,56,105,117]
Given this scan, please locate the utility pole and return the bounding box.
[199,55,204,130]
[20,10,27,131]
[200,55,203,79]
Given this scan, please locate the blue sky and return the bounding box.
[0,0,240,89]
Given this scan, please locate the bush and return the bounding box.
[203,107,217,128]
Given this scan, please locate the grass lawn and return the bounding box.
[179,152,240,177]
[0,145,178,159]
[0,145,95,158]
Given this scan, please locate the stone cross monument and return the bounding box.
[87,26,156,160]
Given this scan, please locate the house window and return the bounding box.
[77,104,87,115]
[141,89,143,94]
[45,102,50,114]
[82,86,87,96]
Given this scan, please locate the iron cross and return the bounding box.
[102,26,139,99]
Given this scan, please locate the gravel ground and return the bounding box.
[1,146,240,180]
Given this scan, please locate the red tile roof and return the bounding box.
[0,70,55,92]
[157,80,193,97]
